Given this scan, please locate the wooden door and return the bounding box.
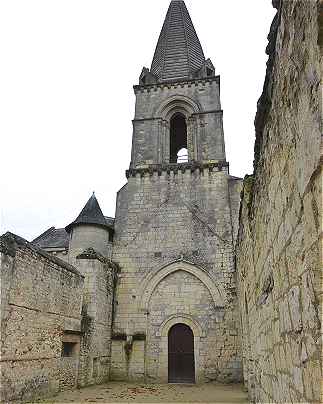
[168,323,195,383]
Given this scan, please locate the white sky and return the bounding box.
[0,0,276,241]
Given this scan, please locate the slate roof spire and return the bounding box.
[150,0,206,82]
[65,192,109,233]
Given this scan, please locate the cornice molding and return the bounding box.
[133,76,220,94]
[126,160,229,179]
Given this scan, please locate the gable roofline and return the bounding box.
[32,227,55,244]
[32,227,69,249]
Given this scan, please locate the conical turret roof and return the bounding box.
[150,0,205,82]
[65,193,109,233]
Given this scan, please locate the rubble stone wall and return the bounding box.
[236,1,322,403]
[75,254,116,387]
[0,234,84,403]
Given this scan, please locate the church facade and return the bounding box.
[110,0,243,383]
[0,2,243,398]
[5,1,322,403]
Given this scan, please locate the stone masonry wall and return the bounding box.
[146,270,238,383]
[0,233,84,403]
[228,178,243,246]
[75,250,117,388]
[131,79,225,167]
[236,1,322,403]
[111,167,243,383]
[68,225,112,262]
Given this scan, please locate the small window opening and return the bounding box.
[61,342,77,357]
[245,293,248,315]
[92,357,99,378]
[170,113,188,163]
[177,148,188,163]
[206,67,213,77]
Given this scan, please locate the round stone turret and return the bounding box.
[66,193,113,261]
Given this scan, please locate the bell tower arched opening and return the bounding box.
[177,147,188,163]
[170,113,188,163]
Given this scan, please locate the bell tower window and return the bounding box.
[170,113,188,163]
[177,148,188,163]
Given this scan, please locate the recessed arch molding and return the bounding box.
[157,313,206,338]
[154,95,201,120]
[138,259,225,312]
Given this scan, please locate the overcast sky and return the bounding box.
[0,0,276,241]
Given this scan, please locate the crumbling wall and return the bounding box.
[0,233,84,403]
[237,1,322,403]
[75,248,118,387]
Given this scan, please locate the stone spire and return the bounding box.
[65,193,108,233]
[150,0,206,82]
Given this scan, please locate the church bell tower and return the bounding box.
[129,0,225,170]
[111,0,243,384]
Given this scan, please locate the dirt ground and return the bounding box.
[37,382,249,403]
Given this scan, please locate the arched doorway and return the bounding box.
[168,323,195,383]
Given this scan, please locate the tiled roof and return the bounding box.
[32,195,115,250]
[151,0,205,82]
[32,227,69,249]
[65,193,109,233]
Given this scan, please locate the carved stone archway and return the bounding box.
[155,314,204,383]
[139,260,225,313]
[140,260,225,383]
[154,95,201,162]
[157,313,205,338]
[154,94,201,120]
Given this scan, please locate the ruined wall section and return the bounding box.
[75,249,118,387]
[237,1,322,403]
[228,177,243,246]
[0,233,84,403]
